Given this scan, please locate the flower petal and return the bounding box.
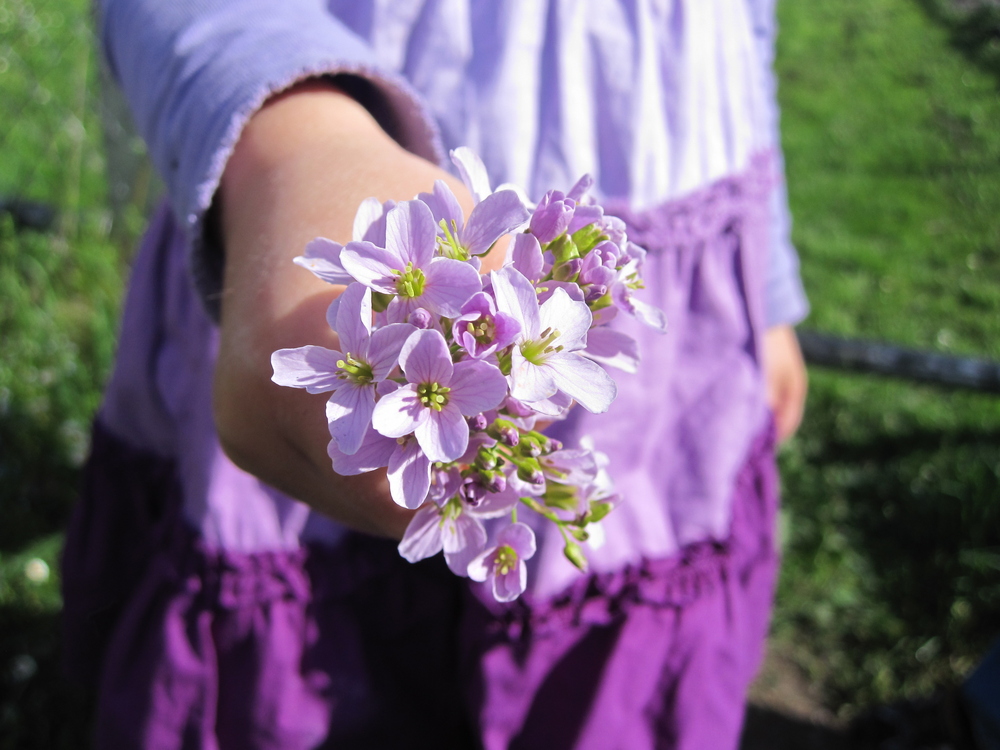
[340,241,403,293]
[546,352,617,413]
[508,232,544,282]
[416,405,469,463]
[442,515,487,576]
[451,147,491,204]
[327,427,395,474]
[352,196,386,242]
[498,521,537,559]
[538,288,592,352]
[461,190,529,256]
[385,200,437,268]
[366,323,416,381]
[398,329,453,385]
[387,439,432,509]
[294,238,353,285]
[372,385,426,438]
[419,179,464,229]
[468,483,519,518]
[508,348,557,403]
[325,382,375,455]
[334,282,373,354]
[420,258,482,317]
[271,346,344,394]
[583,326,640,373]
[491,266,540,339]
[448,360,508,416]
[398,505,444,563]
[467,548,493,583]
[493,562,527,602]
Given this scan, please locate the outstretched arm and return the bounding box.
[214,82,474,539]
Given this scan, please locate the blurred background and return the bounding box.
[0,0,998,747]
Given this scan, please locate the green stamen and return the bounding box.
[437,219,468,260]
[417,381,451,411]
[336,353,374,385]
[519,327,564,364]
[393,262,427,299]
[466,316,496,347]
[493,545,518,577]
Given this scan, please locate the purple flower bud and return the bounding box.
[544,438,563,453]
[519,440,542,458]
[499,424,520,447]
[468,413,489,432]
[503,396,536,418]
[516,459,545,486]
[585,285,608,303]
[461,476,488,506]
[530,191,575,244]
[476,445,500,470]
[408,308,435,329]
[482,470,507,494]
[553,258,582,282]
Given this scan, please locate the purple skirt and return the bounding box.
[63,418,777,750]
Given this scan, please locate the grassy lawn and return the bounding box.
[773,0,1000,715]
[0,0,998,744]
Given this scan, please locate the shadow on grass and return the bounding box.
[741,706,851,750]
[778,377,1000,708]
[0,406,81,555]
[0,608,93,750]
[917,0,1000,84]
[824,422,1000,643]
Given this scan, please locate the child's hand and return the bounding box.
[213,81,476,540]
[763,324,808,443]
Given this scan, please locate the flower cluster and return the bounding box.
[272,148,665,601]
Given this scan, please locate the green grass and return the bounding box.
[0,0,999,742]
[773,0,1000,715]
[1,0,126,745]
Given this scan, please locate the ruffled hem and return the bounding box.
[605,150,775,255]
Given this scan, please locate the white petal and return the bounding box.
[450,147,492,203]
[547,353,618,413]
[352,197,386,242]
[584,327,640,373]
[442,515,487,576]
[270,347,343,394]
[372,386,426,438]
[508,348,557,403]
[398,505,444,563]
[387,439,432,509]
[491,266,540,339]
[294,238,353,285]
[335,283,373,354]
[538,288,592,352]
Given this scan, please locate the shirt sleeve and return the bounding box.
[98,0,444,313]
[745,0,810,327]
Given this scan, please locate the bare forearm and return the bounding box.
[214,83,469,538]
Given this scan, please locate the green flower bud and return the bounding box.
[563,541,589,572]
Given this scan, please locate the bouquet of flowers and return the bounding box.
[271,148,665,602]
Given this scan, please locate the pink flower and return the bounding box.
[371,329,507,463]
[340,200,482,322]
[468,522,537,602]
[271,283,414,455]
[491,266,617,414]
